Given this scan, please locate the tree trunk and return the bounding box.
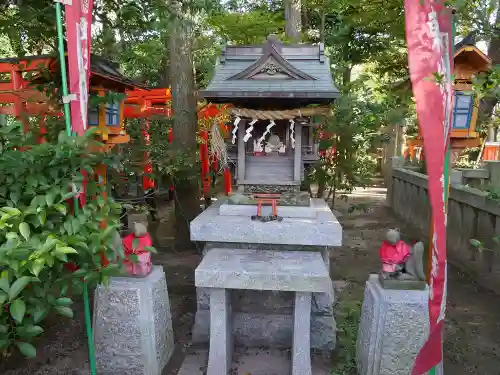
[163,32,171,87]
[284,0,302,43]
[483,5,500,140]
[169,11,200,251]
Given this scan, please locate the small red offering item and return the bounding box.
[122,223,152,277]
[379,240,411,273]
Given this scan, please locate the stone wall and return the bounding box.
[388,166,500,293]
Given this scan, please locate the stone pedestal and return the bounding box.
[93,266,174,375]
[356,275,429,375]
[195,248,332,375]
[189,199,341,352]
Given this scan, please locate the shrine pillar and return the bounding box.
[294,122,302,181]
[237,119,246,185]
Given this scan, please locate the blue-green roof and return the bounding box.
[200,36,340,101]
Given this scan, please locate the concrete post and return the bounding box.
[237,119,246,184]
[386,157,405,206]
[308,126,313,151]
[450,169,464,185]
[485,161,500,187]
[294,122,302,182]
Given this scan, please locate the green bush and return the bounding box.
[0,124,124,359]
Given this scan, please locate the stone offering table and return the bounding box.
[93,266,174,375]
[190,198,342,352]
[191,198,342,247]
[195,248,332,375]
[356,274,429,375]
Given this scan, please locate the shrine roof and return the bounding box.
[0,54,144,90]
[200,35,340,102]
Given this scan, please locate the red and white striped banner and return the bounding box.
[65,0,94,136]
[404,1,453,374]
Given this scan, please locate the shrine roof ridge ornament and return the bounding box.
[200,34,340,102]
[227,35,316,81]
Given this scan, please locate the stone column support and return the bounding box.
[292,291,312,375]
[207,288,233,375]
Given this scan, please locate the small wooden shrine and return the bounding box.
[0,53,143,147]
[201,34,339,193]
[404,35,492,161]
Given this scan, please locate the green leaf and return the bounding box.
[9,276,31,300]
[64,220,73,235]
[16,341,36,358]
[54,297,73,307]
[54,306,74,318]
[129,254,139,263]
[0,324,8,333]
[144,246,157,254]
[18,325,44,338]
[0,291,7,305]
[38,210,47,225]
[101,264,119,276]
[0,271,9,293]
[46,191,56,207]
[19,222,30,241]
[10,299,26,323]
[469,239,483,248]
[30,259,45,277]
[54,204,67,215]
[54,252,68,262]
[56,246,78,254]
[1,207,21,216]
[42,237,58,252]
[33,308,48,324]
[10,191,20,205]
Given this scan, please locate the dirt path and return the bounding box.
[3,186,500,374]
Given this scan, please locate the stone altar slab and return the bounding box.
[190,198,342,246]
[356,274,429,375]
[93,266,174,375]
[195,248,333,293]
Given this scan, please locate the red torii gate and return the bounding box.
[124,88,233,197]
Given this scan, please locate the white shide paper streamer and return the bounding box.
[232,116,241,144]
[289,119,295,149]
[243,119,258,142]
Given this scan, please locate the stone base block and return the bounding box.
[177,348,332,375]
[93,266,174,375]
[356,274,429,375]
[192,310,336,351]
